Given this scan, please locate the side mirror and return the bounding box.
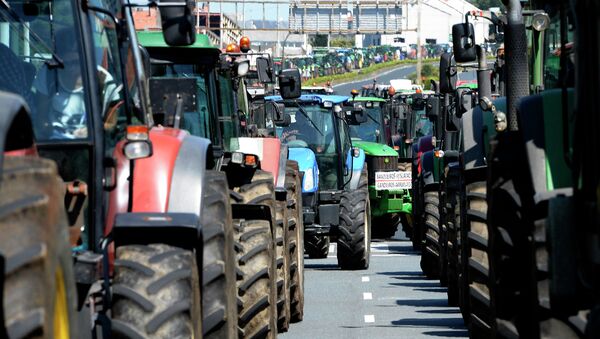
[452,23,477,63]
[256,57,274,84]
[426,96,440,121]
[278,69,301,99]
[345,108,367,125]
[159,0,196,46]
[439,53,457,94]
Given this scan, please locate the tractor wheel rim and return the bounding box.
[53,267,69,339]
[364,200,370,257]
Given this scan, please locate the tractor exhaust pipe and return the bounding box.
[503,0,529,131]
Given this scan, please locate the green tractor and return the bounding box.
[346,95,412,238]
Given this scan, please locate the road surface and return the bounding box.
[281,230,468,339]
[333,64,419,95]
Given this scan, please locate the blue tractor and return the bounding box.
[268,94,372,269]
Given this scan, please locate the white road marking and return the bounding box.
[363,292,373,300]
[371,254,408,257]
[370,243,390,253]
[329,243,336,253]
[361,276,370,282]
[364,314,375,323]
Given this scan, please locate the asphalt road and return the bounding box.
[281,229,468,339]
[333,64,419,96]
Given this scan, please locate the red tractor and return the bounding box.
[0,0,236,337]
[138,32,304,335]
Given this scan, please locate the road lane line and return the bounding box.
[361,276,370,282]
[363,292,373,300]
[364,315,375,323]
[329,243,336,253]
[370,243,390,253]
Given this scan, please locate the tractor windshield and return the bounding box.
[349,105,384,143]
[0,0,93,140]
[278,102,351,190]
[149,61,215,140]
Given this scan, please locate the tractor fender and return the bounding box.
[0,91,37,170]
[461,97,505,170]
[288,147,319,193]
[106,127,212,236]
[348,148,366,190]
[234,137,285,187]
[420,150,437,186]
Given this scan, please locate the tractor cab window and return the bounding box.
[217,73,240,150]
[543,9,575,90]
[0,0,91,141]
[149,62,215,140]
[348,103,383,143]
[278,102,340,190]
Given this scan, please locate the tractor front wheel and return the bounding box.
[111,244,201,338]
[305,235,330,259]
[337,166,371,270]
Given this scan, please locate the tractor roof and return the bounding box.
[349,97,387,103]
[265,94,349,104]
[137,31,217,50]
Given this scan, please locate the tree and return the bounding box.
[330,37,354,48]
[311,34,328,47]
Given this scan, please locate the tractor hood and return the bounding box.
[352,139,398,157]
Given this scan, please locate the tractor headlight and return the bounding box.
[303,167,315,191]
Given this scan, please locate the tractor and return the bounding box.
[269,93,371,270]
[138,31,306,334]
[345,93,412,239]
[0,0,238,337]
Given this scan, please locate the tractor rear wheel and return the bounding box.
[274,199,290,332]
[337,166,371,270]
[446,190,460,306]
[420,190,441,280]
[201,170,237,339]
[111,244,201,338]
[305,235,329,259]
[232,170,279,337]
[464,181,493,337]
[1,156,78,339]
[233,219,277,339]
[286,161,304,323]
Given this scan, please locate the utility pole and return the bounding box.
[416,0,422,86]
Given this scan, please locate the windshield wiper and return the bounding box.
[294,102,323,136]
[0,1,64,68]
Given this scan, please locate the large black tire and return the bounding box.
[464,181,493,337]
[304,235,329,259]
[233,219,277,339]
[111,244,202,338]
[202,170,237,339]
[286,161,304,323]
[420,190,441,280]
[445,190,460,306]
[337,166,371,270]
[273,199,290,332]
[372,214,400,239]
[232,170,278,338]
[1,156,78,339]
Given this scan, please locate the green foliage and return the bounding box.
[330,37,354,48]
[407,63,439,86]
[311,34,328,47]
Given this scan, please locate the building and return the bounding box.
[132,5,242,49]
[356,0,486,47]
